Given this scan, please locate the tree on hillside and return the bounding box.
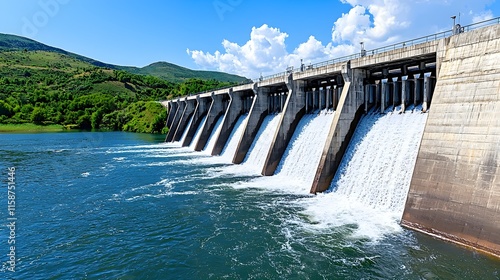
[31,107,45,124]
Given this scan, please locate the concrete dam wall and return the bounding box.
[402,24,500,257]
[164,23,500,258]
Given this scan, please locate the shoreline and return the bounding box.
[0,123,67,133]
[0,123,166,134]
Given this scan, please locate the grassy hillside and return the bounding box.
[0,50,235,132]
[0,33,116,68]
[120,62,249,84]
[0,33,249,83]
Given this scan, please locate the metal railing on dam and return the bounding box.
[163,20,500,260]
[161,16,500,104]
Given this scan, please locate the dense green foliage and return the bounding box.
[0,50,237,133]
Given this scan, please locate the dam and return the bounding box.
[163,19,500,258]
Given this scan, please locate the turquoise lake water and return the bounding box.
[0,129,499,279]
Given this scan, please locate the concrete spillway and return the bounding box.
[163,22,500,258]
[274,111,335,193]
[241,114,282,174]
[331,107,427,215]
[402,23,500,258]
[220,115,248,163]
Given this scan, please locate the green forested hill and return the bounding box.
[0,50,235,132]
[121,62,248,84]
[0,33,249,83]
[0,33,117,69]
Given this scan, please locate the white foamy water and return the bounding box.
[275,111,335,190]
[192,113,282,176]
[179,114,194,144]
[233,111,335,192]
[203,116,224,154]
[298,106,428,241]
[190,115,207,150]
[242,114,282,173]
[220,114,248,162]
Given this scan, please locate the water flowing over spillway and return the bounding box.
[299,107,428,240]
[189,116,207,150]
[234,111,335,192]
[275,111,335,191]
[242,114,281,173]
[203,116,223,153]
[7,109,498,279]
[220,115,248,163]
[179,114,194,144]
[208,113,282,176]
[332,107,428,214]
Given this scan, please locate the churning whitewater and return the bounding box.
[220,114,248,162]
[5,110,498,279]
[299,106,428,240]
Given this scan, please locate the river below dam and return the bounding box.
[1,110,499,279]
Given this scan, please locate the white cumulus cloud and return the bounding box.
[188,0,497,78]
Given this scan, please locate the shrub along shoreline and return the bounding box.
[0,51,238,134]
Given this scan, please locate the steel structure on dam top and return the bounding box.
[164,19,451,179]
[164,18,500,258]
[166,16,499,188]
[164,18,500,187]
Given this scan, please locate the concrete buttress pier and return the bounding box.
[163,21,500,258]
[166,101,177,129]
[182,95,211,147]
[194,92,228,151]
[173,98,196,142]
[233,84,269,164]
[262,75,306,176]
[402,24,500,258]
[165,99,185,142]
[311,63,367,193]
[212,89,246,156]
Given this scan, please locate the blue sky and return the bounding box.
[1,0,499,78]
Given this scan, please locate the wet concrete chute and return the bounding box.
[161,21,500,259]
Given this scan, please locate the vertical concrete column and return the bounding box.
[319,87,324,110]
[212,89,245,156]
[173,98,196,142]
[233,84,269,164]
[311,64,367,193]
[305,91,309,113]
[326,86,331,109]
[275,93,280,113]
[280,92,285,112]
[312,88,317,110]
[375,81,381,109]
[364,84,371,113]
[392,77,400,108]
[194,92,227,151]
[262,75,307,176]
[269,94,274,113]
[370,85,375,103]
[401,77,409,112]
[182,96,210,147]
[332,85,338,110]
[422,75,435,113]
[414,74,422,106]
[166,101,178,129]
[381,80,388,113]
[165,99,185,142]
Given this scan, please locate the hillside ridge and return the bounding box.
[0,33,248,83]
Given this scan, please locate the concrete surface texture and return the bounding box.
[402,24,500,258]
